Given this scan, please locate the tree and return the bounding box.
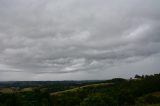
[135,74,141,79]
[80,93,116,106]
[136,94,160,105]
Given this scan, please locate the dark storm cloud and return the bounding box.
[0,0,160,80]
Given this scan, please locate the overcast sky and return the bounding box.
[0,0,160,81]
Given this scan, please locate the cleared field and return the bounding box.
[20,87,33,92]
[0,88,15,94]
[150,92,160,97]
[0,87,34,93]
[50,83,112,95]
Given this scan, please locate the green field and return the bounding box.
[0,73,160,106]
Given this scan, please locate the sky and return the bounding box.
[0,0,160,81]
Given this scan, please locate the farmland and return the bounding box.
[0,73,160,106]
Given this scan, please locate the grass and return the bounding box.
[150,92,160,97]
[0,88,15,94]
[50,83,112,95]
[20,87,33,92]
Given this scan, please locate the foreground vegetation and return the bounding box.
[0,73,160,106]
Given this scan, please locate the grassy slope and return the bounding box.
[50,82,112,95]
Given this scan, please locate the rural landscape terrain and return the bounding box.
[0,0,160,106]
[0,73,160,106]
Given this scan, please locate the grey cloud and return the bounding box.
[0,0,160,80]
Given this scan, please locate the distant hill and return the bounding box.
[0,73,160,106]
[50,73,160,106]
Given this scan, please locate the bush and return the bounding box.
[137,94,160,105]
[80,93,116,106]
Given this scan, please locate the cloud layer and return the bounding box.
[0,0,160,80]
